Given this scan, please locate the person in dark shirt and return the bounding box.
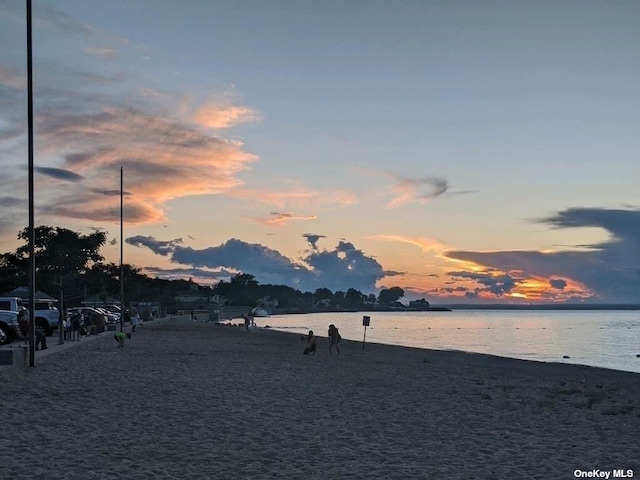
[303,330,316,355]
[328,324,341,356]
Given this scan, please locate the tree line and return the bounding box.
[0,226,423,313]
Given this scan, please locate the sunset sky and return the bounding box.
[1,1,639,304]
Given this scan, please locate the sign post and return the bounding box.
[362,315,370,350]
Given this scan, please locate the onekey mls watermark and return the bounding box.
[574,470,634,479]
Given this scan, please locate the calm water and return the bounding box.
[255,310,640,374]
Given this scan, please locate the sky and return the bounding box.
[1,0,640,304]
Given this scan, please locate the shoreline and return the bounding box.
[1,317,638,479]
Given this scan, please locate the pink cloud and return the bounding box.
[248,212,317,227]
[387,174,449,208]
[229,187,357,210]
[33,102,258,226]
[193,103,261,129]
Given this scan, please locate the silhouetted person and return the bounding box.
[303,330,316,355]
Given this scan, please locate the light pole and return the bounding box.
[26,0,36,367]
[120,166,124,332]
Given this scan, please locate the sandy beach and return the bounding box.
[1,316,638,480]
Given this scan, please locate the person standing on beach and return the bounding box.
[243,314,251,332]
[71,312,81,342]
[17,309,30,344]
[131,312,139,333]
[303,330,317,355]
[328,324,341,356]
[35,326,48,350]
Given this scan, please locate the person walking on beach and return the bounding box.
[35,326,48,350]
[131,312,139,333]
[243,314,251,332]
[71,312,81,342]
[114,332,131,348]
[328,324,341,356]
[303,330,317,355]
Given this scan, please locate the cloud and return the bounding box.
[26,100,257,225]
[126,235,385,293]
[302,233,326,250]
[229,187,357,210]
[143,266,238,283]
[193,103,261,129]
[250,212,317,226]
[448,270,519,297]
[0,66,25,89]
[0,196,22,208]
[445,207,640,303]
[0,10,259,233]
[82,47,115,58]
[36,4,94,35]
[387,173,449,208]
[368,234,449,254]
[127,236,184,256]
[35,166,84,182]
[549,278,567,290]
[302,240,386,292]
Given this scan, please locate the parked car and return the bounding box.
[67,307,109,323]
[0,296,60,336]
[0,310,20,345]
[92,307,119,324]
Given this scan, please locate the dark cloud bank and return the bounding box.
[126,235,387,293]
[444,207,640,303]
[128,207,640,302]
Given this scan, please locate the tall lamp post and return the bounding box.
[120,166,124,332]
[26,0,36,367]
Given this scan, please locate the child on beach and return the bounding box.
[328,324,341,356]
[114,332,132,348]
[303,330,316,355]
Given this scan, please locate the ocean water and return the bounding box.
[256,310,640,374]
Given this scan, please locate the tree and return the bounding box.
[378,287,405,306]
[213,273,260,305]
[344,288,365,308]
[0,226,107,296]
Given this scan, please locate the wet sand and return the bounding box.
[1,316,638,479]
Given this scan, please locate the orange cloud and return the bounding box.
[248,212,317,226]
[34,102,258,226]
[385,173,449,208]
[229,187,357,210]
[368,234,449,254]
[193,104,261,129]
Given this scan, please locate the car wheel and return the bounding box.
[0,322,11,345]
